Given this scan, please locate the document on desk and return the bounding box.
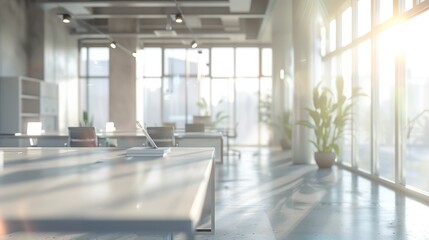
[126,147,171,157]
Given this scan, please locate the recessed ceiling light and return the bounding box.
[62,13,71,23]
[175,14,183,23]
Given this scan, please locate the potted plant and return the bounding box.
[276,112,292,150]
[80,111,93,127]
[194,98,229,128]
[194,98,212,126]
[297,76,363,168]
[258,94,292,150]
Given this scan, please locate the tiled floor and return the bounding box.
[209,148,429,240]
[5,148,429,240]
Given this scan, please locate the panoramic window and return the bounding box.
[322,0,429,198]
[379,0,393,24]
[136,47,272,146]
[236,48,259,77]
[377,29,396,182]
[342,7,352,46]
[329,19,336,52]
[357,0,371,37]
[404,11,429,193]
[356,40,372,173]
[79,47,109,130]
[212,48,234,77]
[320,26,327,56]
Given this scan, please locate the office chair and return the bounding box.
[185,123,205,132]
[146,126,175,147]
[68,127,98,147]
[162,122,176,130]
[223,123,241,158]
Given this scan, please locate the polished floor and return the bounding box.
[5,148,429,240]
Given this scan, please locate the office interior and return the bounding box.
[2,0,429,239]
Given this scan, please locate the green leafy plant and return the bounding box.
[297,76,364,156]
[196,98,210,116]
[258,94,273,126]
[211,111,229,128]
[195,98,229,128]
[80,111,93,127]
[274,112,292,143]
[258,94,292,148]
[407,109,429,139]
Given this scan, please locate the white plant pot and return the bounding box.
[193,115,211,127]
[314,152,336,168]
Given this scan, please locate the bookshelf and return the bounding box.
[0,76,58,134]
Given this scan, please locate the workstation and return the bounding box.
[2,0,429,239]
[0,129,224,163]
[0,147,215,239]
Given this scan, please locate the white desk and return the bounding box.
[0,132,224,164]
[175,132,223,164]
[0,132,147,148]
[0,147,215,239]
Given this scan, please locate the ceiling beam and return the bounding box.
[229,0,251,12]
[72,14,264,19]
[34,0,230,8]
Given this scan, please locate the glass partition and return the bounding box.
[342,7,352,47]
[357,40,372,173]
[142,48,162,77]
[163,76,186,128]
[79,47,109,131]
[139,78,161,126]
[404,11,429,193]
[134,47,272,146]
[88,48,109,76]
[236,78,259,145]
[377,29,396,182]
[236,48,259,77]
[329,19,336,52]
[164,49,186,76]
[379,0,393,24]
[357,0,371,37]
[340,50,353,165]
[87,78,109,130]
[212,48,234,77]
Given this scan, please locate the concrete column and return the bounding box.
[271,0,293,146]
[109,19,137,131]
[292,0,321,164]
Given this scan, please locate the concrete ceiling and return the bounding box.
[34,0,273,47]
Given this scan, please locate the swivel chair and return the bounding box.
[68,127,98,147]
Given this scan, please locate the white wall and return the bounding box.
[0,0,27,76]
[0,0,79,132]
[271,0,294,146]
[109,19,137,131]
[43,9,79,132]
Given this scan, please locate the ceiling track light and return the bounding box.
[62,13,71,23]
[110,41,117,49]
[175,13,183,23]
[191,41,198,48]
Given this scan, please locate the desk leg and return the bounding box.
[163,233,172,240]
[187,232,195,240]
[29,138,38,146]
[195,159,215,237]
[210,159,215,233]
[163,232,194,240]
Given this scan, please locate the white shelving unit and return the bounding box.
[0,76,58,134]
